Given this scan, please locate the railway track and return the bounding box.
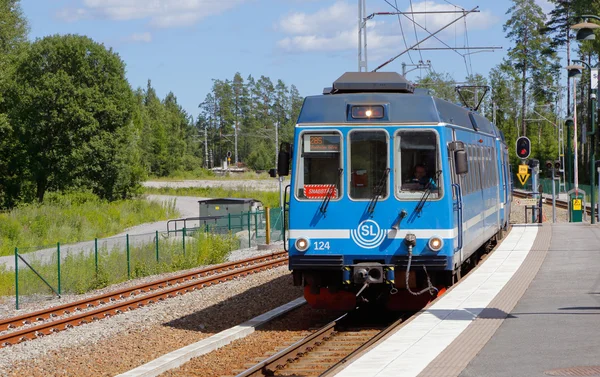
[0,251,288,348]
[226,226,512,377]
[512,190,570,211]
[229,311,408,377]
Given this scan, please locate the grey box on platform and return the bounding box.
[198,198,262,217]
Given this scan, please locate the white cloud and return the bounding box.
[57,0,246,28]
[124,32,152,43]
[405,1,497,32]
[276,0,498,55]
[278,1,355,35]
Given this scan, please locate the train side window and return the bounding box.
[467,145,475,194]
[349,130,389,200]
[395,130,442,200]
[295,132,343,200]
[482,147,487,189]
[476,147,482,191]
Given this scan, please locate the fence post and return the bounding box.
[265,207,271,245]
[155,231,159,263]
[254,211,258,242]
[247,211,251,248]
[228,213,231,232]
[14,247,18,310]
[57,242,61,295]
[182,227,186,256]
[95,238,98,277]
[126,234,130,279]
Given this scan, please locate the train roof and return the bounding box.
[299,72,501,137]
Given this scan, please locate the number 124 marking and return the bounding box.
[314,241,330,250]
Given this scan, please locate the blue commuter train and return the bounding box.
[277,72,512,310]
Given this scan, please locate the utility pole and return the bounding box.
[234,118,238,165]
[204,124,209,169]
[275,121,279,168]
[358,0,367,72]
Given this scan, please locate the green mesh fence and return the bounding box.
[8,208,278,310]
[10,228,243,310]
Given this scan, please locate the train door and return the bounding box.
[503,149,511,226]
[449,129,465,267]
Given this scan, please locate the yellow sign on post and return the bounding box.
[517,173,530,185]
[518,165,528,175]
[573,199,582,211]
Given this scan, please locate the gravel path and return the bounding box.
[0,195,209,271]
[2,266,301,377]
[143,179,290,192]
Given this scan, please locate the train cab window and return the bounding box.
[295,133,343,200]
[349,130,389,200]
[395,130,442,199]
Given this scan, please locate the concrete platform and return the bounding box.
[458,223,600,377]
[333,223,600,377]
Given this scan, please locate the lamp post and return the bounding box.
[567,65,583,196]
[573,59,599,223]
[571,16,600,224]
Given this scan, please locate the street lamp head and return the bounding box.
[566,64,584,78]
[570,21,599,40]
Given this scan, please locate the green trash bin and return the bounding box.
[568,190,585,223]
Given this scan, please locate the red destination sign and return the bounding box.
[304,184,338,199]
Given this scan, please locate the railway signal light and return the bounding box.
[516,136,531,159]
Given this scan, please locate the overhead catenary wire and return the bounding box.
[463,10,473,77]
[373,6,478,72]
[384,0,469,60]
[393,0,415,64]
[408,0,425,63]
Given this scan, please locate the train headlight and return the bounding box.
[428,236,444,252]
[295,238,310,252]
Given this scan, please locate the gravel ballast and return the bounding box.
[1,266,302,377]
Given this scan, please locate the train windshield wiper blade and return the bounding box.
[415,170,441,215]
[367,168,390,214]
[320,168,343,214]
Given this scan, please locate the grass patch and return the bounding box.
[144,186,281,209]
[3,232,240,299]
[0,191,179,257]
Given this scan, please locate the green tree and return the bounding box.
[504,0,557,136]
[4,34,140,202]
[0,0,28,54]
[415,71,458,102]
[0,0,29,208]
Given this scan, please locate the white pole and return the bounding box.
[574,78,579,194]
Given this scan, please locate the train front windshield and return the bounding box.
[396,130,442,199]
[296,133,342,199]
[294,129,441,201]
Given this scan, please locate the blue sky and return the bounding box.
[22,0,554,118]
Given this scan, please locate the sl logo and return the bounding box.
[350,220,388,249]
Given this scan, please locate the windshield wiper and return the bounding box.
[367,168,390,214]
[320,168,343,214]
[414,170,442,216]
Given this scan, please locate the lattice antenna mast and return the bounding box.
[358,0,368,72]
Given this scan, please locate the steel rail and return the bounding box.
[0,252,287,347]
[234,313,348,377]
[233,312,409,377]
[1,251,286,332]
